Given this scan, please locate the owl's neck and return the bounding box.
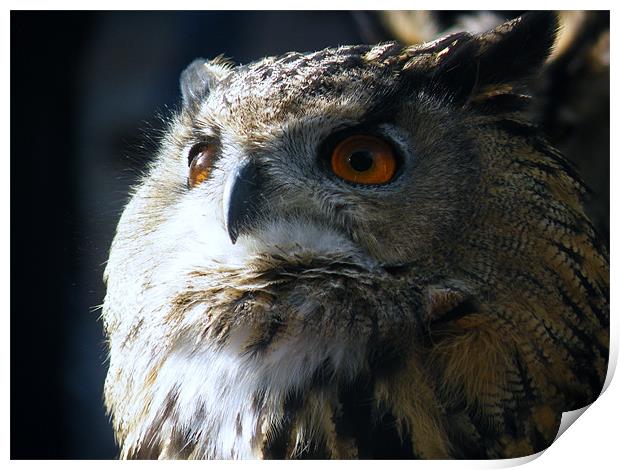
[134,326,421,459]
[122,262,423,459]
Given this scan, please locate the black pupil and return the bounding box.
[348,150,374,172]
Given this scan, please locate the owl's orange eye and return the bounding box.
[330,135,397,185]
[188,144,216,188]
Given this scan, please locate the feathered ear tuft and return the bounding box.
[473,11,558,85]
[180,58,231,110]
[427,11,559,101]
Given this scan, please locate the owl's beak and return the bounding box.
[223,160,262,244]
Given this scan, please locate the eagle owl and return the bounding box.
[102,12,609,459]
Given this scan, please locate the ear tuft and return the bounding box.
[180,58,231,110]
[474,11,559,86]
[426,11,559,102]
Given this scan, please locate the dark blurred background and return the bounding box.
[10,10,608,459]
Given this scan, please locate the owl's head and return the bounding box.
[103,13,590,459]
[143,12,557,269]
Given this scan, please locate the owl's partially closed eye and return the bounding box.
[102,12,609,459]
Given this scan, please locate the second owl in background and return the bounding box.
[102,12,609,459]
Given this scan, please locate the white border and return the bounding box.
[4,3,616,467]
